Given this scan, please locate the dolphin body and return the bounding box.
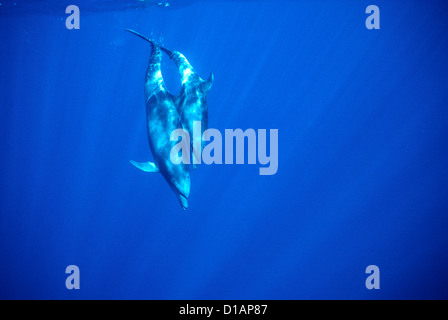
[127,29,190,210]
[166,50,214,167]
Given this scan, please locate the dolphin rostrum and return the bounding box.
[127,29,190,210]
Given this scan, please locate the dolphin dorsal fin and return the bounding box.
[202,73,214,94]
[130,160,159,173]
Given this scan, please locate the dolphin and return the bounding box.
[129,33,214,167]
[164,48,214,167]
[127,29,190,210]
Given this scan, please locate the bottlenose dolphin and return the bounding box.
[129,31,214,167]
[165,49,214,166]
[127,29,190,210]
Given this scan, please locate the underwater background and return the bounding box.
[1,0,448,299]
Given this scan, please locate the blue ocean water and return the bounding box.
[1,0,448,300]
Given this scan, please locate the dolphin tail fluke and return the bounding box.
[126,29,154,44]
[130,160,159,173]
[126,29,173,56]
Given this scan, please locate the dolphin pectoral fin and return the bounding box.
[130,160,159,173]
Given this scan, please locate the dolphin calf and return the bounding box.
[127,29,190,210]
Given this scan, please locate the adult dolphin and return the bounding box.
[165,48,214,167]
[127,29,190,210]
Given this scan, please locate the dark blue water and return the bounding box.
[1,0,448,299]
